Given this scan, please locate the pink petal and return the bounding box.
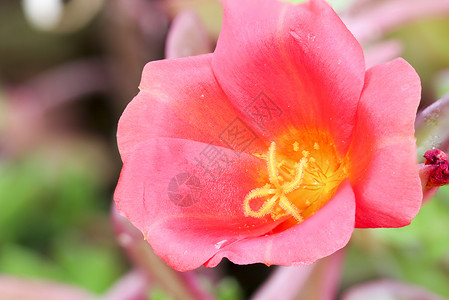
[212,0,365,155]
[205,180,355,267]
[349,58,422,228]
[117,54,265,161]
[114,138,281,271]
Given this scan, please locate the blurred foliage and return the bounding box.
[283,0,355,12]
[388,18,449,106]
[0,147,125,293]
[146,277,244,300]
[0,2,93,82]
[0,0,125,294]
[435,72,449,98]
[149,287,175,300]
[0,0,449,298]
[344,186,449,297]
[215,277,244,300]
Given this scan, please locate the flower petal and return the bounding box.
[205,180,355,267]
[349,58,422,228]
[117,54,264,161]
[212,0,365,155]
[114,137,281,271]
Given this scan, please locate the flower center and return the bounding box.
[243,130,347,223]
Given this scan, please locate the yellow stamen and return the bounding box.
[283,158,307,193]
[244,132,346,224]
[293,141,300,152]
[244,142,308,222]
[245,194,280,218]
[243,187,276,216]
[268,142,280,188]
[279,195,303,222]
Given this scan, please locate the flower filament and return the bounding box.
[244,134,346,224]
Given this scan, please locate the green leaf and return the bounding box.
[148,287,175,300]
[0,244,65,280]
[345,186,449,297]
[53,236,125,293]
[216,278,244,300]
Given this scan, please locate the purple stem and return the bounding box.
[251,265,314,300]
[416,93,449,129]
[251,249,346,300]
[342,280,448,300]
[317,249,346,300]
[415,93,449,157]
[1,59,109,157]
[6,58,108,113]
[111,204,216,300]
[0,275,94,300]
[165,10,213,59]
[101,270,151,300]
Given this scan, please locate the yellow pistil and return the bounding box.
[243,132,346,224]
[244,142,308,222]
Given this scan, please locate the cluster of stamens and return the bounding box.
[243,139,342,223]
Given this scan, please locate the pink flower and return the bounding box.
[114,0,422,271]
